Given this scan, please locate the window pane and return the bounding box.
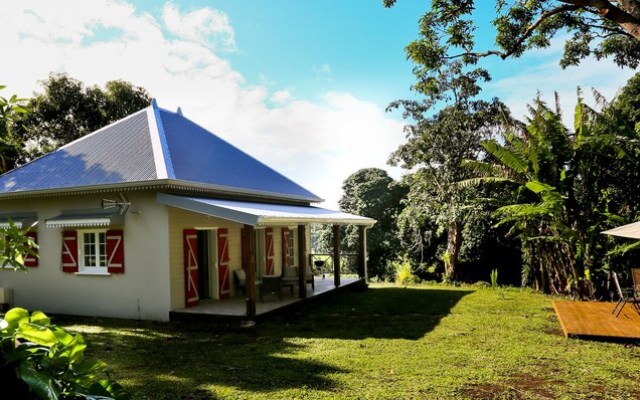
[84,232,96,267]
[99,232,106,267]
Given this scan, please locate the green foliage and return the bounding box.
[0,221,38,271]
[490,269,499,288]
[0,86,29,173]
[15,73,151,164]
[0,308,129,399]
[385,1,640,75]
[392,257,418,285]
[464,77,640,297]
[316,168,407,280]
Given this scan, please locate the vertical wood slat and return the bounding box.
[298,225,307,299]
[332,224,341,287]
[242,225,256,317]
[358,225,366,279]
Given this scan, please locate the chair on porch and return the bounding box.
[281,265,315,291]
[233,269,260,295]
[611,272,640,317]
[260,275,282,301]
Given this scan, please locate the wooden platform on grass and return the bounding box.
[553,300,640,340]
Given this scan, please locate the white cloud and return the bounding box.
[312,63,332,75]
[0,0,405,209]
[162,3,235,50]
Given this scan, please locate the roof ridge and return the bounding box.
[147,99,175,179]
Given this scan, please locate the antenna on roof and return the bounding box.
[177,107,183,116]
[101,193,131,215]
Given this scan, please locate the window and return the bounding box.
[61,229,124,274]
[288,228,296,266]
[80,230,107,272]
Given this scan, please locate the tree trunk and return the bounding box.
[444,220,462,282]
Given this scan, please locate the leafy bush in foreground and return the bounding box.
[0,307,129,399]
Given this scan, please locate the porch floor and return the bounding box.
[553,300,640,341]
[170,276,363,321]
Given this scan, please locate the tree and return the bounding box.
[16,74,151,163]
[464,80,640,295]
[388,66,510,281]
[0,86,29,173]
[384,1,640,71]
[316,168,406,280]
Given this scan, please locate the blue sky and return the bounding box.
[0,1,636,207]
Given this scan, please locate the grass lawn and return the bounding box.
[59,284,640,399]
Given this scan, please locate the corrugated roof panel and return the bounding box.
[157,193,375,226]
[159,109,322,202]
[0,110,156,193]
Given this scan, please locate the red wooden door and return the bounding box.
[183,229,199,307]
[265,228,274,275]
[217,228,231,299]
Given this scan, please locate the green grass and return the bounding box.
[59,284,640,399]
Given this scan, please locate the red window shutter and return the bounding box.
[217,228,231,299]
[24,231,38,267]
[106,230,125,273]
[282,228,290,268]
[61,231,78,273]
[183,229,199,307]
[265,228,274,275]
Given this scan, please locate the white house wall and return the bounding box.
[0,191,171,320]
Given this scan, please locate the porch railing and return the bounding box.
[309,253,359,277]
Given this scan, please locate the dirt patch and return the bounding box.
[509,373,561,399]
[460,383,505,400]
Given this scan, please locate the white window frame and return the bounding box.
[289,227,297,267]
[78,229,108,275]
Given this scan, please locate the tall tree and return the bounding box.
[16,74,151,163]
[384,1,640,71]
[315,168,406,279]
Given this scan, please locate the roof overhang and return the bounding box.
[602,221,640,239]
[45,210,124,228]
[156,193,376,227]
[0,179,323,204]
[0,213,38,229]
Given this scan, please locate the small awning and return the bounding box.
[0,213,38,229]
[45,210,124,228]
[157,193,376,227]
[602,221,640,239]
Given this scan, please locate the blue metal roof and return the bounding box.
[158,109,320,201]
[0,101,322,203]
[0,110,156,193]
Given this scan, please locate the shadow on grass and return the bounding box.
[270,286,473,340]
[57,286,471,399]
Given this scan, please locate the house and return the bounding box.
[0,100,374,321]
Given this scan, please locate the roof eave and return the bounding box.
[0,179,324,204]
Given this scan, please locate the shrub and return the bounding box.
[393,257,419,285]
[0,307,129,399]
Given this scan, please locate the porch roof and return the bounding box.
[601,221,640,239]
[156,193,376,227]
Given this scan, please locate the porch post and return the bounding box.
[242,225,256,317]
[332,224,341,287]
[298,224,307,299]
[357,225,367,280]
